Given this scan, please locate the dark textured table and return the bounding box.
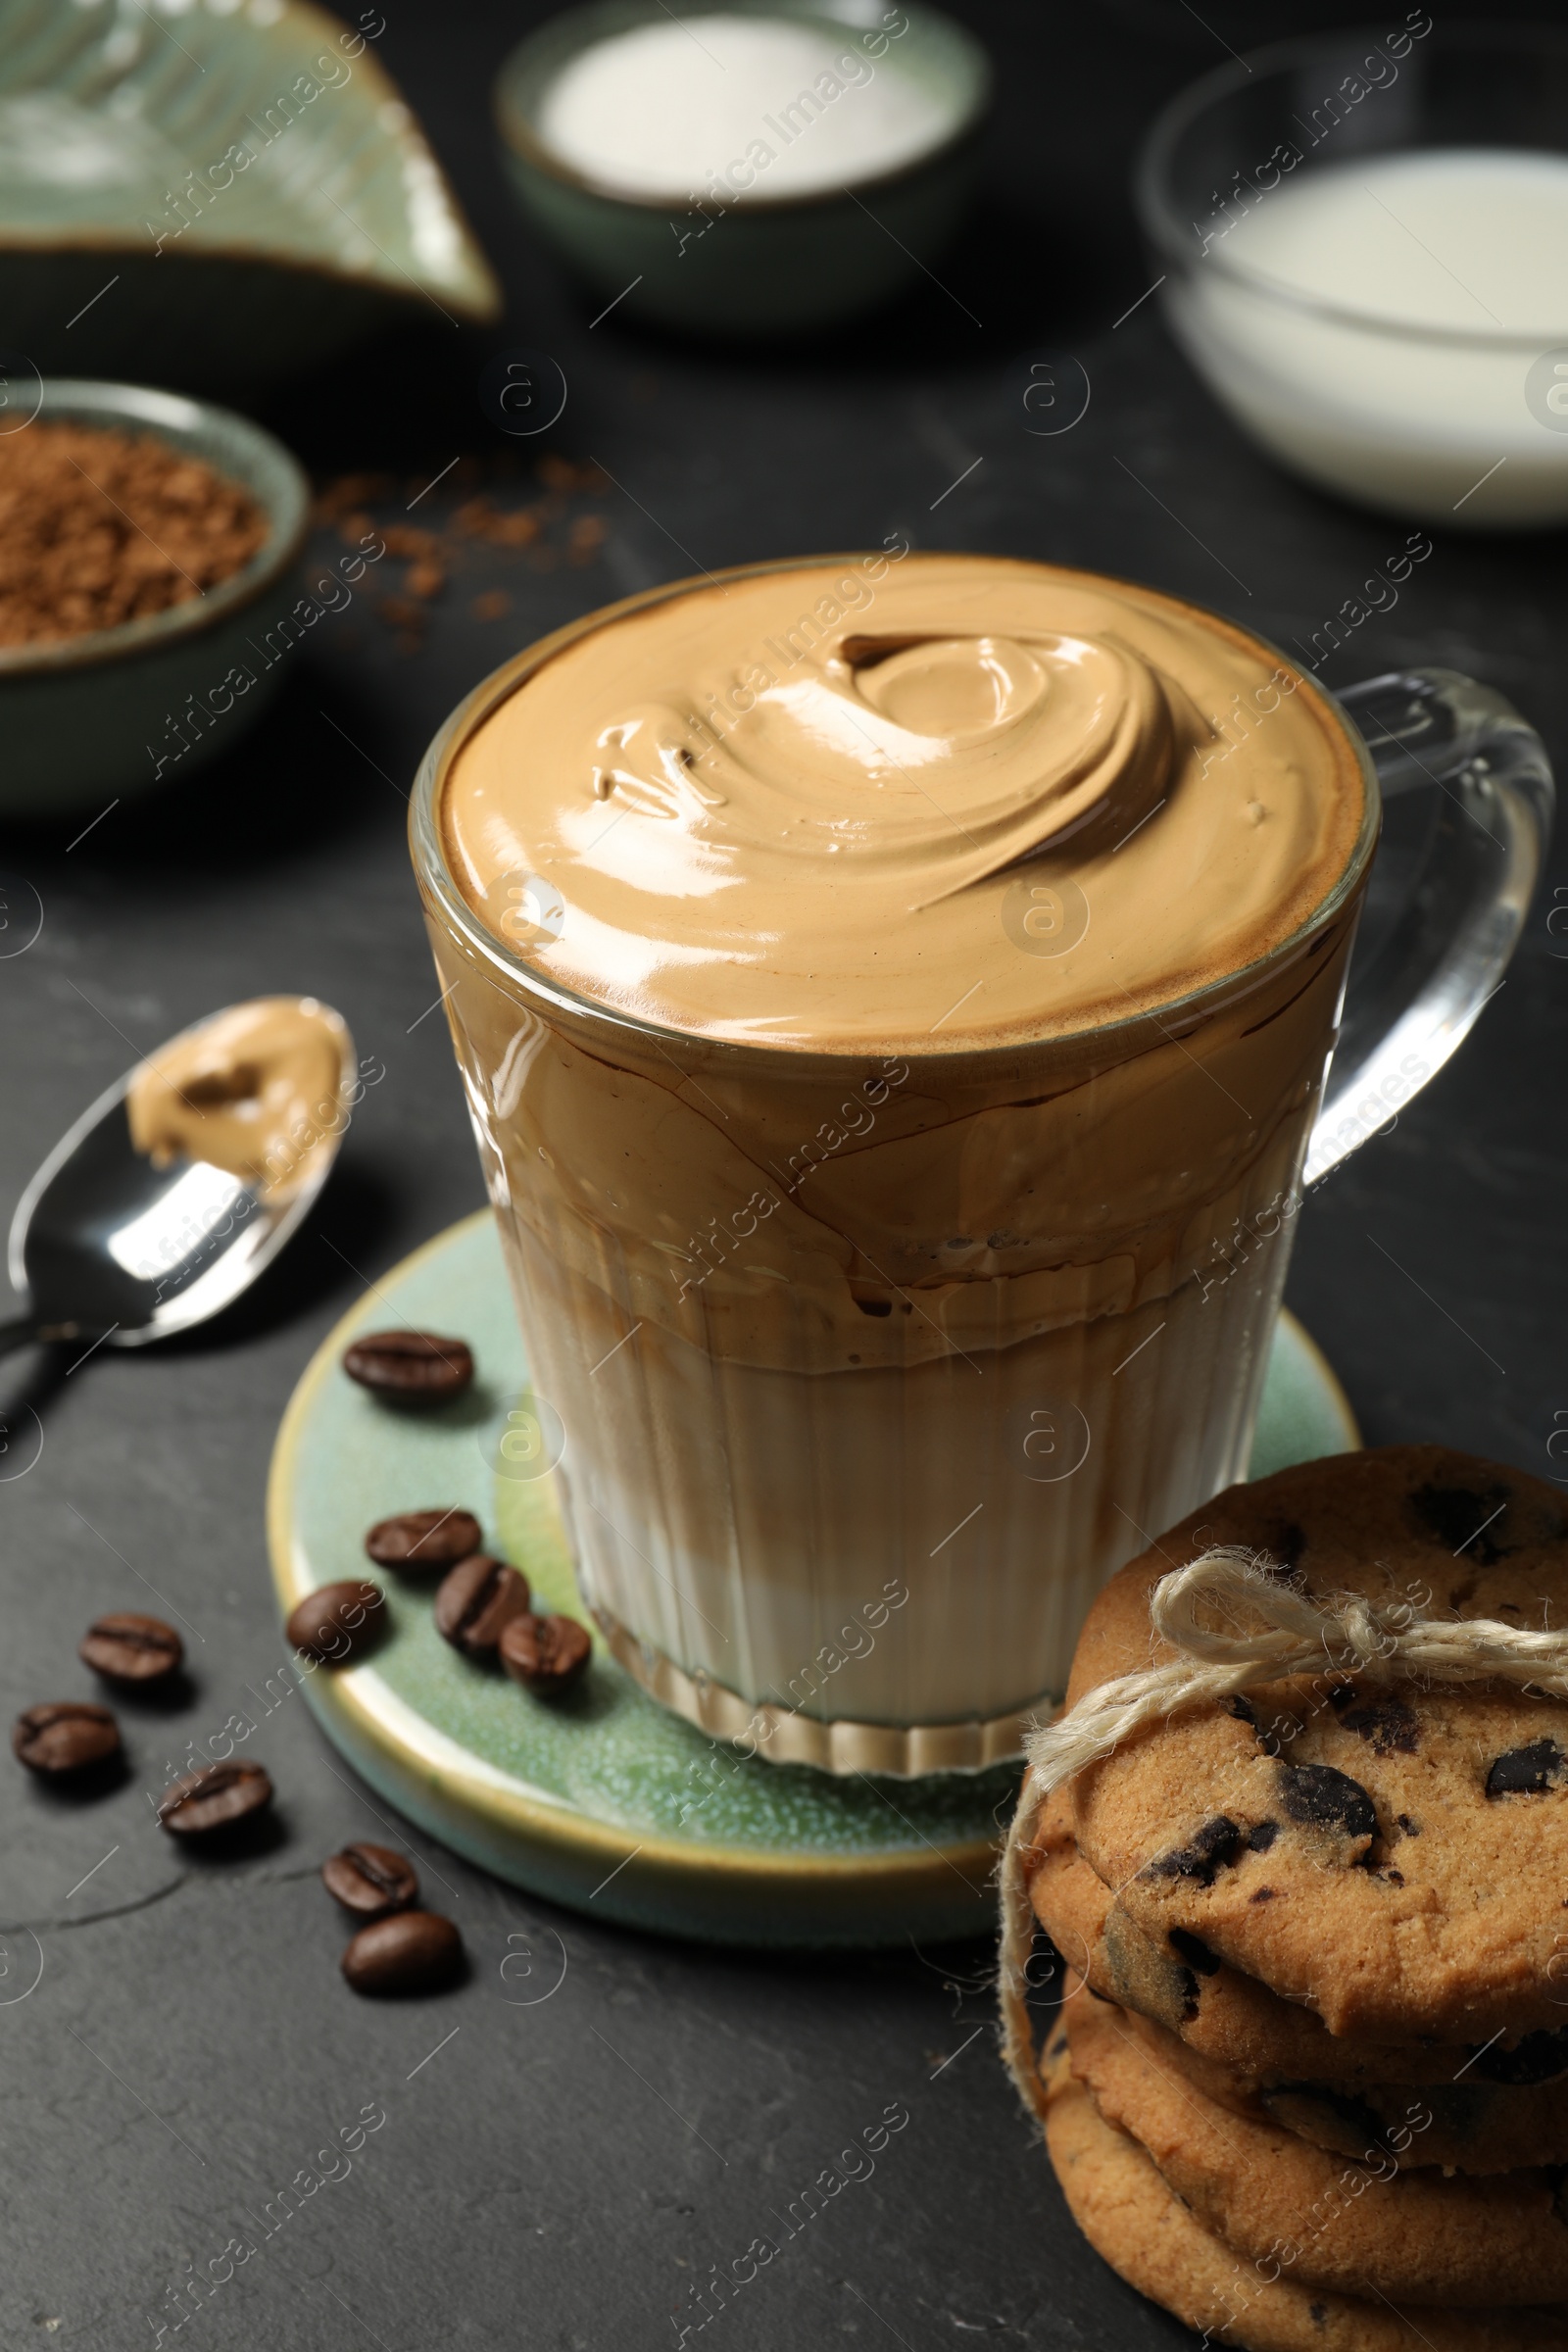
[4,2,1565,2344]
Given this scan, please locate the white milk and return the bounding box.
[1168,149,1568,526]
[536,15,952,204]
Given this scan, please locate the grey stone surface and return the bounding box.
[2,1,1566,2344]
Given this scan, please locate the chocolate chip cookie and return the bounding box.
[1256,2068,1568,2177]
[1094,1965,1568,2176]
[1026,1780,1537,2089]
[1041,2032,1568,2352]
[1063,1994,1568,2302]
[1069,1446,1568,2041]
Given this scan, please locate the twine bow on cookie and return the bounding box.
[996,1544,1568,2127]
[1023,1544,1568,1796]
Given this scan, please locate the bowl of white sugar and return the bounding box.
[495,0,990,335]
[1137,22,1568,529]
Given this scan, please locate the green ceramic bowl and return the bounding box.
[0,378,309,821]
[0,0,500,392]
[495,0,991,336]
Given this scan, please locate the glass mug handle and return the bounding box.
[1303,668,1554,1187]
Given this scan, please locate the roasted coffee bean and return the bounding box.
[158,1759,272,1837]
[1486,1739,1568,1797]
[1278,1761,1377,1842]
[321,1842,418,1918]
[365,1508,481,1572]
[341,1909,463,1996]
[434,1555,530,1658]
[286,1580,385,1665]
[343,1330,473,1402]
[499,1611,592,1695]
[13,1701,121,1775]
[78,1611,183,1685]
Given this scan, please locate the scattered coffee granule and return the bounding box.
[312,469,394,524]
[0,419,268,648]
[312,450,611,651]
[374,524,447,605]
[454,493,540,547]
[378,594,428,642]
[377,523,440,563]
[537,454,609,494]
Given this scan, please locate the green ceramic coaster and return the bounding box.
[267,1212,1358,1948]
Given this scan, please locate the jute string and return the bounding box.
[997,1544,1568,2125]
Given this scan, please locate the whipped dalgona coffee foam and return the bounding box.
[441,553,1363,1052]
[420,556,1370,1769]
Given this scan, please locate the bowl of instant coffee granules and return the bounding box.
[0,377,309,817]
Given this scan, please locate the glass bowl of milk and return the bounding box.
[495,0,990,335]
[1137,22,1568,528]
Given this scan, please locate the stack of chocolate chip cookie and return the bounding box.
[1022,1446,1568,2350]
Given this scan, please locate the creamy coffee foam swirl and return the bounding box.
[425,558,1373,1745]
[441,556,1365,1050]
[588,629,1174,905]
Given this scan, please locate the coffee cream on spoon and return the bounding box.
[126,997,352,1200]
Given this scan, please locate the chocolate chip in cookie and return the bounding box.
[1409,1479,1521,1562]
[1277,1761,1377,1846]
[1486,1740,1568,1798]
[1340,1697,1420,1756]
[1101,1900,1202,2030]
[1472,2026,1568,2085]
[1168,1928,1222,1976]
[1143,1816,1244,1886]
[1248,1520,1308,1580]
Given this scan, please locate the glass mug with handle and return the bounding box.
[410,554,1551,1778]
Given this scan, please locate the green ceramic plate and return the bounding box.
[0,0,500,390]
[268,1211,1359,1948]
